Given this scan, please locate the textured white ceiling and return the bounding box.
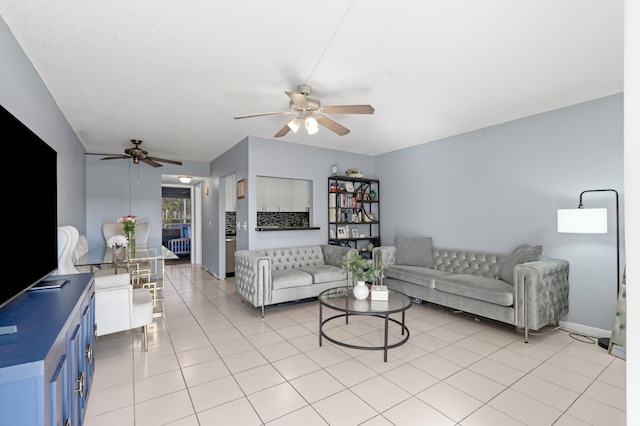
[0,1,623,163]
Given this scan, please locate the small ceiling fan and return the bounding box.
[234,84,374,137]
[85,139,183,167]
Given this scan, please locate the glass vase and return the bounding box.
[126,229,136,257]
[112,246,126,262]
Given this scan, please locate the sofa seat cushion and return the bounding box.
[435,274,514,306]
[384,265,450,288]
[272,269,313,290]
[298,265,345,284]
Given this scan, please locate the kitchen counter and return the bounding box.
[255,226,321,231]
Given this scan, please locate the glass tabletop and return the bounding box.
[319,286,412,314]
[75,246,178,266]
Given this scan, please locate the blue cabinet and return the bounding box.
[0,273,95,425]
[50,355,69,426]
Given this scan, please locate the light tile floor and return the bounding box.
[84,264,627,426]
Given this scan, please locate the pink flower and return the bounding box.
[118,215,138,233]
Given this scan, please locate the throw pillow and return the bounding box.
[498,244,544,284]
[395,237,435,268]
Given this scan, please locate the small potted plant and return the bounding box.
[341,251,386,299]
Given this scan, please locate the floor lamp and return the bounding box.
[557,189,620,350]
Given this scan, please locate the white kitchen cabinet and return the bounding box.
[257,176,279,211]
[257,176,310,212]
[291,179,310,212]
[277,178,293,212]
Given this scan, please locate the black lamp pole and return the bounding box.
[578,189,619,349]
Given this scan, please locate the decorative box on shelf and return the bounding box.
[370,285,389,301]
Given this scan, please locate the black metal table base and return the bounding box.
[319,311,410,362]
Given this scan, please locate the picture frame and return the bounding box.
[344,181,355,192]
[351,228,360,238]
[330,164,339,176]
[337,226,348,239]
[237,179,246,199]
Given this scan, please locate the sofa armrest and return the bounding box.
[373,246,396,270]
[235,250,272,308]
[513,258,570,330]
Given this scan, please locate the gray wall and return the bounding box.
[203,136,374,278]
[246,136,374,250]
[375,94,624,331]
[1,18,86,231]
[85,156,209,249]
[204,137,248,278]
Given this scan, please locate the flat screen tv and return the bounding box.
[0,105,58,310]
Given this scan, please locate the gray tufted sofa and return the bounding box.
[373,245,569,342]
[235,245,355,317]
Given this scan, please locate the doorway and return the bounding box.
[223,173,236,276]
[162,185,192,264]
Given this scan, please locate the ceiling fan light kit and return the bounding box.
[234,84,374,138]
[305,116,319,135]
[286,117,302,133]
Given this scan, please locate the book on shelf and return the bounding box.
[329,192,336,208]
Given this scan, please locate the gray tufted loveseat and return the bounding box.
[235,245,355,317]
[373,242,569,342]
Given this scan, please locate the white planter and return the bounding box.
[353,280,369,300]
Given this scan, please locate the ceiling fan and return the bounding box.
[234,84,374,137]
[85,139,183,167]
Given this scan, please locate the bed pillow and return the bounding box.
[498,244,544,284]
[395,237,434,268]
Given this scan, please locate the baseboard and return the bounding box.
[559,320,611,339]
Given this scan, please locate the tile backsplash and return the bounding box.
[226,211,311,234]
[257,212,309,228]
[225,211,236,235]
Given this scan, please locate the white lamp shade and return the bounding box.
[287,117,301,133]
[557,208,607,233]
[178,176,192,184]
[305,116,319,135]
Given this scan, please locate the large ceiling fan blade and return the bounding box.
[285,91,308,108]
[146,156,183,166]
[141,158,163,167]
[322,105,375,114]
[234,110,290,119]
[274,123,291,138]
[85,152,128,157]
[100,155,131,160]
[317,116,351,136]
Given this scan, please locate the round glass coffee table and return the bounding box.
[318,286,412,362]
